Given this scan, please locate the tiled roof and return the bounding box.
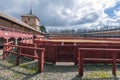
[0,11,39,33]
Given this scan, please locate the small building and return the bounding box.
[0,11,44,47]
[21,10,40,31]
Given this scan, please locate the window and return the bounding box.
[28,18,30,21]
[24,20,27,23]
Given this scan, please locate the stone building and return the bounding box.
[21,10,40,31]
[0,11,43,47]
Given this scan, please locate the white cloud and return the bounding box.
[0,0,120,29]
[48,0,119,26]
[114,10,120,16]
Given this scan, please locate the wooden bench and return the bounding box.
[78,48,120,77]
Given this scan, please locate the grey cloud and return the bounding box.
[0,0,119,27]
[71,12,99,25]
[34,0,74,26]
[0,0,75,26]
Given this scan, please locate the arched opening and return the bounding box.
[0,37,6,48]
[18,38,22,42]
[9,37,15,44]
[18,37,22,44]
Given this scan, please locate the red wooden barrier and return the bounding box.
[34,39,120,65]
[15,45,45,72]
[78,48,120,76]
[3,41,14,59]
[18,42,37,60]
[3,44,45,72]
[48,37,120,42]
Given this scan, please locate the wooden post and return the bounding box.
[33,44,37,60]
[29,38,30,44]
[22,38,24,43]
[78,50,84,77]
[53,46,56,65]
[11,41,14,50]
[3,39,9,59]
[32,38,34,43]
[6,39,8,53]
[3,44,6,59]
[15,38,18,45]
[73,46,78,65]
[6,39,8,43]
[16,47,21,65]
[112,52,116,75]
[24,38,26,43]
[38,50,44,72]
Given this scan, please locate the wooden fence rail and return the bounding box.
[3,42,45,72]
[3,41,14,59]
[78,48,120,77]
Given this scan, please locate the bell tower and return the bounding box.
[21,8,40,31]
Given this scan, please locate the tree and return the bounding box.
[40,25,47,33]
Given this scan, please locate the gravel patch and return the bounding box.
[0,50,120,80]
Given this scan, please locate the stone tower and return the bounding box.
[21,9,40,31]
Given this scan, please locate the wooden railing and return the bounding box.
[0,25,33,35]
[3,42,45,72]
[3,41,14,59]
[78,48,120,77]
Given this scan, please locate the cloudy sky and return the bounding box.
[0,0,120,30]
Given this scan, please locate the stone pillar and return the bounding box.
[15,38,18,45]
[22,38,24,42]
[6,39,8,43]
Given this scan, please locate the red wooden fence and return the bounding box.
[78,48,120,76]
[3,42,45,72]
